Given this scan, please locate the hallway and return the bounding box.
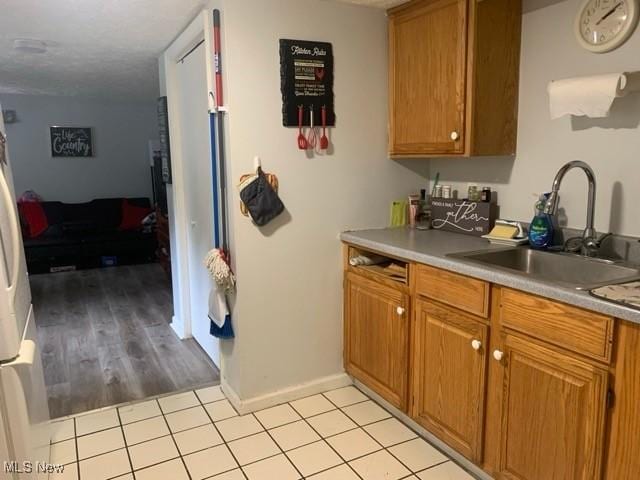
[31,264,219,418]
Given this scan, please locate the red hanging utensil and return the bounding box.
[320,105,329,150]
[297,105,308,150]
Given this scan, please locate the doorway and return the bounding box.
[1,89,220,419]
[174,40,220,365]
[161,11,223,371]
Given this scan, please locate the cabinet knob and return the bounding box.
[396,306,405,315]
[450,131,460,141]
[471,339,482,351]
[493,350,504,361]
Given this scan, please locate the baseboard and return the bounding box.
[170,315,186,339]
[353,379,494,480]
[221,372,352,415]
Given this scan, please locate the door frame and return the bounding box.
[161,11,219,364]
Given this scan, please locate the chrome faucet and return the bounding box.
[543,160,607,257]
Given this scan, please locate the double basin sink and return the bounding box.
[447,247,640,291]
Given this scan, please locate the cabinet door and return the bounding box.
[344,273,409,410]
[412,299,488,462]
[496,334,608,480]
[389,0,468,156]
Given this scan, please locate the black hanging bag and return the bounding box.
[239,167,285,226]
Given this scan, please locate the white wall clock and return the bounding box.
[575,0,639,53]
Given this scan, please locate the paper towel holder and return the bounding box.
[548,72,640,95]
[548,71,640,120]
[619,72,640,94]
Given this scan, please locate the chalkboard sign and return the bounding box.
[50,127,93,157]
[280,39,335,127]
[431,199,497,237]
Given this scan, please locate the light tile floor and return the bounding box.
[48,385,477,480]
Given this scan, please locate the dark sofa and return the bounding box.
[23,198,157,273]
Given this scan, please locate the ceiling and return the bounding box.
[0,0,207,102]
[0,0,561,102]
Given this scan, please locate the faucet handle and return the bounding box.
[563,237,583,253]
[590,232,613,249]
[597,232,613,245]
[583,232,613,256]
[564,233,612,256]
[585,232,612,246]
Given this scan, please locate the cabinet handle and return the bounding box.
[493,350,504,361]
[450,131,460,141]
[396,306,405,315]
[471,339,482,351]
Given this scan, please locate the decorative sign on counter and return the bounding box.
[50,126,93,157]
[431,199,497,237]
[279,39,335,127]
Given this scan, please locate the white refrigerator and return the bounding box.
[0,106,51,479]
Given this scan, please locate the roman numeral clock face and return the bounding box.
[576,0,639,52]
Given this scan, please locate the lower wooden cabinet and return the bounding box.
[494,333,609,480]
[341,247,630,478]
[411,299,488,462]
[344,272,409,410]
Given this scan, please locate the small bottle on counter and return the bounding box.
[467,184,480,202]
[408,194,420,228]
[415,189,432,230]
[481,187,492,202]
[442,185,452,199]
[434,185,443,198]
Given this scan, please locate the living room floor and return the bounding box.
[31,263,219,419]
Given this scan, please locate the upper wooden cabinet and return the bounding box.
[388,0,522,157]
[344,271,410,410]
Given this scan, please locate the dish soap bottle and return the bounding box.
[528,193,554,249]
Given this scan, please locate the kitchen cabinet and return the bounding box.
[344,271,410,410]
[342,242,637,478]
[411,298,488,462]
[387,0,521,157]
[415,263,489,318]
[492,333,608,480]
[605,321,640,479]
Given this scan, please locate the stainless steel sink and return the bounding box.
[448,247,640,290]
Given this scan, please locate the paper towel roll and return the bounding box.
[548,73,628,120]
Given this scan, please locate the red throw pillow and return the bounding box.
[18,202,48,238]
[119,199,152,231]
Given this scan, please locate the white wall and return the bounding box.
[0,94,158,203]
[218,0,429,400]
[431,0,640,236]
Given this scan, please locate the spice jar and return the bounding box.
[481,187,492,202]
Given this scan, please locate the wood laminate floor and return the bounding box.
[30,263,219,419]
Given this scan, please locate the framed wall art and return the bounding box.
[50,126,93,157]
